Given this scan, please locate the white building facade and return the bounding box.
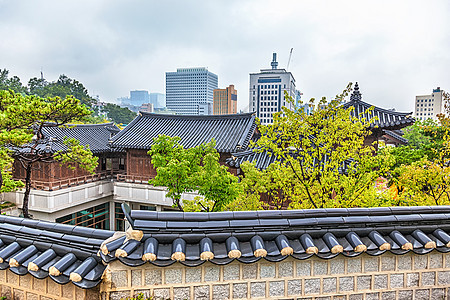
[414,87,445,121]
[166,67,218,115]
[249,53,296,125]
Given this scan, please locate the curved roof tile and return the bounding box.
[109,112,257,153]
[343,83,415,130]
[16,123,121,154]
[96,204,450,267]
[0,215,114,289]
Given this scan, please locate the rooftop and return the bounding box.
[343,83,415,131]
[109,112,257,153]
[15,122,120,154]
[1,205,449,288]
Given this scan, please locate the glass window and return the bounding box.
[115,203,125,231]
[56,203,110,230]
[140,205,156,211]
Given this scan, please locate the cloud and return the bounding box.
[0,0,449,112]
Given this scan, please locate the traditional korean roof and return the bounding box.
[343,83,415,131]
[15,123,120,154]
[227,149,278,170]
[0,214,114,289]
[383,129,409,144]
[226,148,354,173]
[98,204,450,268]
[39,123,120,153]
[108,112,257,153]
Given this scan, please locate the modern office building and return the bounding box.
[249,53,297,125]
[213,85,237,115]
[414,87,445,121]
[129,90,150,106]
[166,67,218,115]
[150,93,166,109]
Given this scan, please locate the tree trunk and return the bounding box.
[0,170,3,191]
[22,163,32,218]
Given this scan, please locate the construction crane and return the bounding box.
[286,48,293,70]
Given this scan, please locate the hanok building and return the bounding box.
[108,112,258,180]
[5,113,258,230]
[7,123,124,228]
[0,205,449,299]
[343,83,414,148]
[227,83,415,174]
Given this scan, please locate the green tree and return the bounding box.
[1,68,96,107]
[27,74,95,107]
[102,103,137,124]
[148,135,240,211]
[383,91,450,205]
[236,84,391,210]
[0,90,98,218]
[0,69,27,94]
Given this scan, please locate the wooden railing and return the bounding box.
[115,174,153,184]
[27,170,124,191]
[13,171,157,192]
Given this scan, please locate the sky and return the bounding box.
[0,0,449,112]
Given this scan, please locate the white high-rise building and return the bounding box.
[249,53,296,125]
[414,87,445,121]
[166,67,218,115]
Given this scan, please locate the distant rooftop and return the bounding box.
[175,67,208,73]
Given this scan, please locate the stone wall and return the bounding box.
[103,252,450,300]
[2,252,449,300]
[0,270,99,300]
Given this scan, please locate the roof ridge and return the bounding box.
[139,112,255,119]
[43,122,115,128]
[344,99,413,116]
[126,205,450,223]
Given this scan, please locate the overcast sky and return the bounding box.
[1,0,449,112]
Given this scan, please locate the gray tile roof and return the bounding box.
[14,123,120,154]
[227,149,278,170]
[3,205,450,288]
[0,215,114,289]
[343,83,415,130]
[109,112,257,153]
[98,204,450,268]
[384,129,409,144]
[39,123,120,153]
[226,148,354,173]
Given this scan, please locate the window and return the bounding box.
[140,205,156,211]
[115,203,125,231]
[56,203,110,230]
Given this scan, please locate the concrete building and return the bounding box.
[213,84,237,115]
[249,53,297,125]
[139,102,154,113]
[414,87,445,121]
[166,67,218,115]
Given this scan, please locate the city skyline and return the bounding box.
[1,1,449,113]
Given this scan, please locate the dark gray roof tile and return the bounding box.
[343,83,414,130]
[0,215,113,288]
[109,112,257,153]
[108,204,450,267]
